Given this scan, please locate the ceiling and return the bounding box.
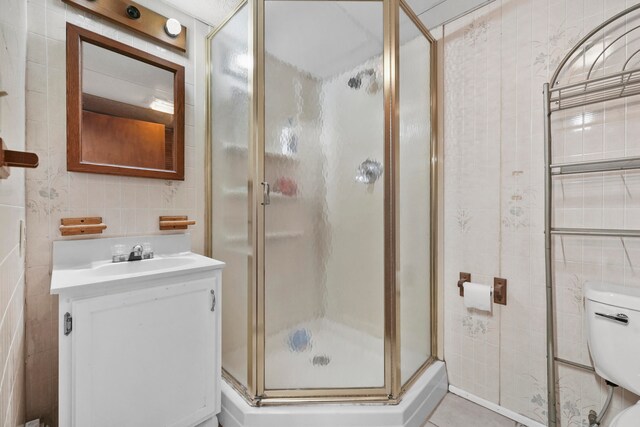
[160,0,493,79]
[265,1,383,79]
[405,0,493,29]
[160,0,493,30]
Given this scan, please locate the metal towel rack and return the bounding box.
[543,4,640,426]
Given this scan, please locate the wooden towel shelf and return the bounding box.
[159,215,196,230]
[59,217,107,236]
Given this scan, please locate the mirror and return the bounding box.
[67,24,185,180]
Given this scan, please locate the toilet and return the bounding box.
[585,282,640,426]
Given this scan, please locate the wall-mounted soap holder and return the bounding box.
[59,217,107,236]
[0,138,39,179]
[159,215,196,230]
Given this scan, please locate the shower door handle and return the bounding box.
[261,182,271,206]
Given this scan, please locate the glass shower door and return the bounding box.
[398,6,433,386]
[210,3,251,389]
[262,0,386,392]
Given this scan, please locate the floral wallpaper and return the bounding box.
[443,0,640,426]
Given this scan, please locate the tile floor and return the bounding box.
[425,394,521,427]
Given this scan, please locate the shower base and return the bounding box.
[219,360,447,427]
[224,318,432,390]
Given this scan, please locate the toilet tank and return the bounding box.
[584,282,640,396]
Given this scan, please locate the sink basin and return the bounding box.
[90,256,198,277]
[50,235,224,296]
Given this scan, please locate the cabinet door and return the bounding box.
[71,278,218,427]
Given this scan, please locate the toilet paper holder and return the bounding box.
[457,273,507,306]
[457,272,471,297]
[493,277,507,305]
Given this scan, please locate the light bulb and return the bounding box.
[165,18,182,38]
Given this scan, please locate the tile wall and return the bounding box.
[0,0,28,425]
[22,0,237,424]
[443,0,640,425]
[15,0,640,425]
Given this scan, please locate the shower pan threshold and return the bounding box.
[219,361,447,427]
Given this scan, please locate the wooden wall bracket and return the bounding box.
[0,138,39,179]
[458,272,471,297]
[494,277,507,305]
[60,217,107,236]
[62,0,187,52]
[159,215,195,230]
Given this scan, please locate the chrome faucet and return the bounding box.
[111,243,153,263]
[128,244,144,261]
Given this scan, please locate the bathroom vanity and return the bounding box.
[50,234,224,427]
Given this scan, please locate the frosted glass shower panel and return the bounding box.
[399,10,433,385]
[263,0,386,390]
[210,4,250,388]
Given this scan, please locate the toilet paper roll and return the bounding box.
[463,282,492,312]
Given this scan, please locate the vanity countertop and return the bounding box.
[50,234,224,296]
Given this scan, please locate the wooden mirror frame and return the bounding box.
[66,23,185,180]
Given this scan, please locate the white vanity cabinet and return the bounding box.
[51,235,224,427]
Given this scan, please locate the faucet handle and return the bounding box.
[142,242,153,259]
[111,244,127,263]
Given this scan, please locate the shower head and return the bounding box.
[348,76,362,89]
[347,68,378,91]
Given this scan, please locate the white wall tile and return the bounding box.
[22,1,220,423]
[0,0,27,425]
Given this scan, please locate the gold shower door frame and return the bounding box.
[205,0,439,405]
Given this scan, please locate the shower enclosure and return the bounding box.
[206,0,436,405]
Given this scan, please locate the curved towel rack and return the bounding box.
[550,3,640,87]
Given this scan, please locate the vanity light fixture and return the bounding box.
[62,0,186,51]
[126,5,141,19]
[149,98,174,114]
[165,18,182,38]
